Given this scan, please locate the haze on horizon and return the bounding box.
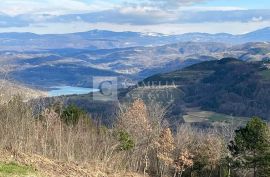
[0,0,269,35]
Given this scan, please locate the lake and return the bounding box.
[48,86,99,97]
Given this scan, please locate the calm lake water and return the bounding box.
[48,86,99,97]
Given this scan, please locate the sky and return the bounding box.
[0,0,269,34]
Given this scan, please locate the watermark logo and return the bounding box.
[93,77,118,101]
[93,76,179,101]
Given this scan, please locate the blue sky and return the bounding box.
[0,0,269,34]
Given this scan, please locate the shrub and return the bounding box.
[61,104,87,125]
[117,130,135,151]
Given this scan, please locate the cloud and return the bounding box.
[47,9,270,25]
[47,8,176,25]
[0,0,114,15]
[0,14,29,27]
[252,16,263,22]
[0,0,268,35]
[175,9,270,23]
[0,8,269,28]
[125,0,217,9]
[147,0,210,7]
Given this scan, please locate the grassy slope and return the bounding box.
[0,80,47,104]
[0,150,145,177]
[0,162,39,177]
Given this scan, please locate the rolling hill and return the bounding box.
[0,80,46,103]
[124,58,270,121]
[1,41,269,89]
[0,28,269,90]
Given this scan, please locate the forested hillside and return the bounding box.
[133,58,270,120]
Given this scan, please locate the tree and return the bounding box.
[173,149,194,177]
[117,99,154,174]
[61,104,87,125]
[155,128,175,177]
[194,135,225,177]
[118,99,151,138]
[232,117,270,177]
[117,130,135,151]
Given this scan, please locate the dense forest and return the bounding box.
[142,58,270,120]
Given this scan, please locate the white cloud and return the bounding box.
[117,6,177,22]
[0,0,268,35]
[0,0,244,16]
[126,0,224,9]
[251,16,263,22]
[177,6,246,11]
[154,0,208,7]
[0,0,114,15]
[45,9,270,25]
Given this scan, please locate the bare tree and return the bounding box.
[154,128,175,177]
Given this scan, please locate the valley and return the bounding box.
[1,1,270,176]
[1,40,270,88]
[1,28,270,125]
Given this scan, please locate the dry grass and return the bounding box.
[0,149,146,177]
[0,96,147,176]
[0,96,233,177]
[0,80,47,104]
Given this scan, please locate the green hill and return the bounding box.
[131,58,270,121]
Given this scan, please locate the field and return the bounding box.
[183,109,248,124]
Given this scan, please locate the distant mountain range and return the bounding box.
[0,27,269,51]
[0,27,269,89]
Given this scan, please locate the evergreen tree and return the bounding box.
[232,117,270,177]
[61,104,87,125]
